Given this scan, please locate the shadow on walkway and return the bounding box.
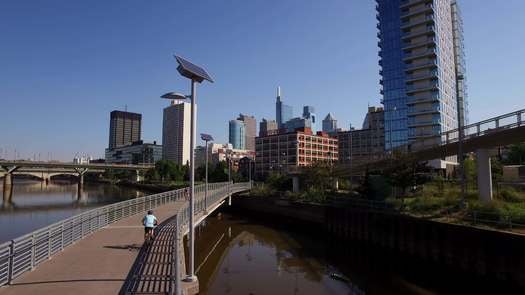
[104,244,142,252]
[11,278,125,286]
[119,217,176,295]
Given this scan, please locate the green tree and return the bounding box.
[301,162,333,192]
[145,168,160,182]
[153,160,186,183]
[267,172,291,191]
[463,157,477,191]
[209,161,229,182]
[386,160,430,197]
[504,143,525,165]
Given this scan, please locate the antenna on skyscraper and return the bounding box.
[277,86,281,98]
[125,105,128,112]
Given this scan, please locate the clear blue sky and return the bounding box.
[1,0,524,161]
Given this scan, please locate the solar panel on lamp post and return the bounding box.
[171,55,214,283]
[200,133,214,212]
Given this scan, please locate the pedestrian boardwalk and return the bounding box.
[0,201,185,295]
[0,182,250,295]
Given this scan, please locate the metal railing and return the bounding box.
[0,181,251,290]
[332,197,525,232]
[442,108,524,146]
[171,182,251,295]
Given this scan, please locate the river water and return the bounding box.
[193,212,451,295]
[193,212,359,295]
[0,179,146,243]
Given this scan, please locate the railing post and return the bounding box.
[61,224,64,250]
[8,241,14,284]
[173,216,181,295]
[476,124,481,136]
[31,234,35,270]
[518,112,522,127]
[495,119,499,129]
[48,228,51,259]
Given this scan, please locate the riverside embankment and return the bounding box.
[230,195,525,291]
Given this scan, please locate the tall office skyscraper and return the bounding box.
[302,106,317,132]
[451,0,468,127]
[162,101,193,165]
[259,118,278,137]
[377,0,468,159]
[229,120,246,150]
[275,86,293,128]
[108,110,141,149]
[322,113,337,133]
[237,113,256,151]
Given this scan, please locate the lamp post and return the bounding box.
[456,74,466,208]
[248,157,253,188]
[163,55,213,282]
[390,106,397,199]
[227,150,232,205]
[349,123,353,191]
[389,106,397,158]
[201,134,213,212]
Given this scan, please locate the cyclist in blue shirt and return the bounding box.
[143,210,158,242]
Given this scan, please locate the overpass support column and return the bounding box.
[476,149,493,203]
[3,183,13,206]
[292,176,300,193]
[74,168,89,186]
[3,173,12,186]
[1,166,19,187]
[135,170,143,182]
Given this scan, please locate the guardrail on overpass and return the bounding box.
[0,161,154,171]
[414,108,524,148]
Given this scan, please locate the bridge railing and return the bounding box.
[443,108,524,145]
[0,181,250,288]
[333,197,525,232]
[172,182,251,294]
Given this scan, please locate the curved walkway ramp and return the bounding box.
[0,182,250,295]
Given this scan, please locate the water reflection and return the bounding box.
[0,179,147,242]
[194,213,358,295]
[195,211,523,295]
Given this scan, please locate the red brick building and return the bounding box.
[255,128,338,177]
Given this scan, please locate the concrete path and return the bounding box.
[0,200,186,295]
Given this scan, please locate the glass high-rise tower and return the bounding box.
[377,0,468,163]
[229,119,246,150]
[275,86,293,128]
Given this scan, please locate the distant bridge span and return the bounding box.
[0,161,153,186]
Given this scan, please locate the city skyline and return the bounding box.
[1,0,525,161]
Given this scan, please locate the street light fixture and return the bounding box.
[161,92,189,102]
[226,150,233,205]
[172,55,213,282]
[349,123,353,191]
[390,106,397,199]
[456,74,466,208]
[248,156,254,188]
[200,133,214,212]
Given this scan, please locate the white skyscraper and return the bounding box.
[162,101,195,165]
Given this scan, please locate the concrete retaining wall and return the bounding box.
[231,196,525,288]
